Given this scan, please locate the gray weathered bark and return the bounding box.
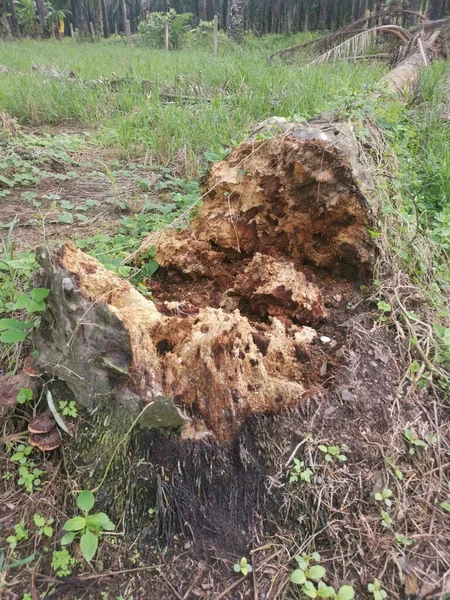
[198,0,207,21]
[0,0,12,38]
[101,0,110,37]
[318,0,328,29]
[228,0,244,42]
[36,0,49,36]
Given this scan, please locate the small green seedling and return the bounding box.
[61,490,115,562]
[33,514,54,537]
[439,481,450,513]
[51,548,76,576]
[289,458,313,483]
[368,579,387,600]
[380,510,393,528]
[58,400,78,418]
[395,533,412,547]
[10,444,33,465]
[318,445,347,463]
[374,488,393,507]
[377,300,392,314]
[233,556,252,576]
[290,553,355,599]
[17,466,44,493]
[403,429,427,455]
[386,458,403,481]
[7,520,29,550]
[17,388,33,405]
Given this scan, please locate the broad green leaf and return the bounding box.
[33,515,45,527]
[59,212,73,224]
[233,564,241,572]
[87,512,115,531]
[17,388,33,404]
[308,565,326,580]
[77,490,95,513]
[374,591,383,600]
[61,531,77,545]
[337,585,355,600]
[0,329,27,343]
[440,501,450,513]
[80,529,98,562]
[317,582,336,598]
[302,580,318,598]
[318,445,328,453]
[43,526,53,537]
[327,446,340,455]
[63,516,86,531]
[0,318,33,331]
[29,288,50,303]
[295,556,308,570]
[290,569,306,585]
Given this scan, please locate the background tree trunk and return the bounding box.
[228,0,244,41]
[36,0,49,36]
[121,0,127,34]
[0,0,11,38]
[73,0,88,35]
[405,0,421,26]
[8,0,19,35]
[318,0,328,29]
[101,0,110,37]
[198,0,207,21]
[428,0,444,19]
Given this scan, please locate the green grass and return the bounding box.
[0,38,386,170]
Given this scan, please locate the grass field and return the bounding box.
[0,39,387,168]
[1,37,450,600]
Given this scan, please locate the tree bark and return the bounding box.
[428,0,444,19]
[121,0,127,34]
[100,0,110,37]
[198,0,207,21]
[8,0,19,36]
[36,0,49,36]
[405,0,421,26]
[228,0,244,42]
[73,0,88,35]
[318,0,328,29]
[0,0,11,38]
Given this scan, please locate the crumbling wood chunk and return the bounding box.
[34,244,322,442]
[136,132,376,281]
[228,253,327,323]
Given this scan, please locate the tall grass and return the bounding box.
[0,39,386,169]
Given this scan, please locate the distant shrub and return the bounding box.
[185,21,232,51]
[138,9,193,49]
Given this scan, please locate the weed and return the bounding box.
[403,429,427,455]
[9,443,45,493]
[380,510,393,529]
[367,579,387,600]
[51,548,76,577]
[374,488,393,508]
[33,514,54,538]
[289,458,313,483]
[290,553,354,599]
[6,520,29,550]
[394,533,412,547]
[318,445,347,463]
[58,400,78,418]
[17,388,33,406]
[233,556,252,576]
[61,490,115,562]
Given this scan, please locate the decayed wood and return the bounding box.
[34,120,377,449]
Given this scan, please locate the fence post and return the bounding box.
[213,15,218,55]
[126,19,132,46]
[69,23,74,37]
[89,21,96,42]
[164,20,169,51]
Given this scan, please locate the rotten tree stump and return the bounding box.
[33,121,377,521]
